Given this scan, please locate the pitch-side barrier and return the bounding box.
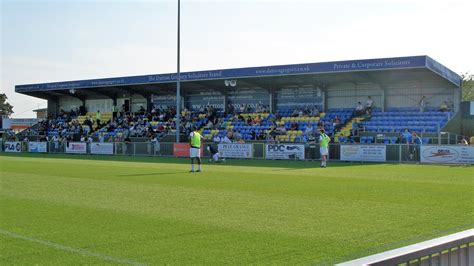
[1,141,473,164]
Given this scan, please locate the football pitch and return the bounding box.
[1,153,472,265]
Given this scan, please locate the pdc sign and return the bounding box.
[265,144,305,160]
[4,141,21,152]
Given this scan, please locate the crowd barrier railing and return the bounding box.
[1,140,473,164]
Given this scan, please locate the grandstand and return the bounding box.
[13,55,462,145]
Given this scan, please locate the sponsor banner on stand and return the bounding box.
[265,144,305,160]
[218,143,252,158]
[28,142,47,153]
[4,141,21,152]
[421,145,474,164]
[340,145,386,162]
[90,143,114,155]
[65,142,87,154]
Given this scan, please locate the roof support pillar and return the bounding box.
[270,83,275,114]
[47,98,59,118]
[223,88,228,115]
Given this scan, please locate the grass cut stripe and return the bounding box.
[0,229,145,265]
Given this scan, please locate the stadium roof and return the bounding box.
[15,55,461,100]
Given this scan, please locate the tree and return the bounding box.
[0,93,14,117]
[461,72,474,101]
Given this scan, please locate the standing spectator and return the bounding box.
[419,96,426,112]
[52,135,59,152]
[150,135,159,155]
[366,96,374,115]
[401,128,412,144]
[95,110,101,129]
[112,104,118,119]
[410,132,422,161]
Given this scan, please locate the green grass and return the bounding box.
[1,153,473,265]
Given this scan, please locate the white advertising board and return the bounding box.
[217,143,252,158]
[421,145,474,164]
[340,145,387,162]
[65,142,87,154]
[28,142,47,153]
[90,143,114,155]
[265,144,305,160]
[4,141,21,152]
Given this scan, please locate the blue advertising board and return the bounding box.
[151,93,183,109]
[185,88,224,111]
[227,87,270,111]
[275,87,323,110]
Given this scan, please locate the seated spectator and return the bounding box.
[440,101,450,112]
[290,122,298,131]
[246,117,253,125]
[291,109,299,117]
[275,125,287,135]
[305,123,315,137]
[253,115,262,125]
[354,102,364,116]
[221,134,232,143]
[266,134,275,142]
[310,106,320,116]
[459,137,469,146]
[233,131,242,141]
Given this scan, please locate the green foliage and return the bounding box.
[1,154,473,264]
[461,73,474,101]
[0,93,14,116]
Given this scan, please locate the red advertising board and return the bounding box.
[173,143,204,157]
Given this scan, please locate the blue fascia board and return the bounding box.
[15,55,458,93]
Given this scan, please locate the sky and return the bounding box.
[1,0,473,118]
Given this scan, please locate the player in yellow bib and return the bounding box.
[189,128,204,172]
[319,129,331,168]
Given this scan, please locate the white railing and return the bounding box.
[337,229,473,266]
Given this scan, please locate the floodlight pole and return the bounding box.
[175,0,181,143]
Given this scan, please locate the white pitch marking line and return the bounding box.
[0,229,146,265]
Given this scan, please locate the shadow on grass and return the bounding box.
[0,152,401,169]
